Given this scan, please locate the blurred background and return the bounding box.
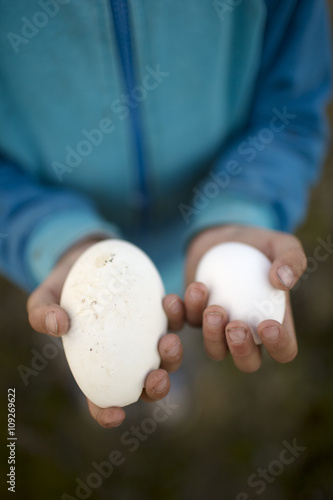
[1,6,333,500]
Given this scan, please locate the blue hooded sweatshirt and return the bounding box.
[0,0,331,294]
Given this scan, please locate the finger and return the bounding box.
[87,399,126,428]
[257,298,298,364]
[269,235,307,291]
[202,305,229,361]
[159,334,183,373]
[281,292,295,336]
[163,294,185,331]
[184,282,209,327]
[141,369,170,403]
[226,321,262,372]
[27,285,69,336]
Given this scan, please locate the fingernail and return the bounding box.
[46,312,58,336]
[166,341,180,357]
[261,326,279,341]
[168,298,182,315]
[189,287,204,302]
[277,265,295,289]
[206,312,223,327]
[227,328,246,344]
[153,375,168,394]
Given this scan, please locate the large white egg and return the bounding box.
[60,240,167,408]
[195,242,286,344]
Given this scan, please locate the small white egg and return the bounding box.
[60,240,167,408]
[195,242,286,344]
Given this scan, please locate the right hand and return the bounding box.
[184,225,307,372]
[27,237,185,428]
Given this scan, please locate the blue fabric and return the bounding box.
[109,0,150,210]
[201,0,332,233]
[0,163,120,290]
[0,0,331,294]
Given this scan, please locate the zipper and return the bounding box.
[109,0,150,216]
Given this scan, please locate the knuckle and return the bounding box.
[289,243,307,275]
[299,253,308,274]
[205,343,227,361]
[287,233,302,249]
[205,330,224,345]
[230,344,253,359]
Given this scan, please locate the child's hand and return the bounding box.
[184,225,307,372]
[27,237,184,428]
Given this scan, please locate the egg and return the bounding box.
[60,239,167,408]
[195,242,286,344]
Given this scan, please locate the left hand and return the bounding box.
[27,236,185,429]
[183,224,307,372]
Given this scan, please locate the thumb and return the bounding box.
[27,276,69,337]
[269,235,307,291]
[26,236,104,336]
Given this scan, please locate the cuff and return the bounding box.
[26,209,121,287]
[185,193,281,242]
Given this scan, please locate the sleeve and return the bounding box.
[0,161,121,291]
[186,0,332,238]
